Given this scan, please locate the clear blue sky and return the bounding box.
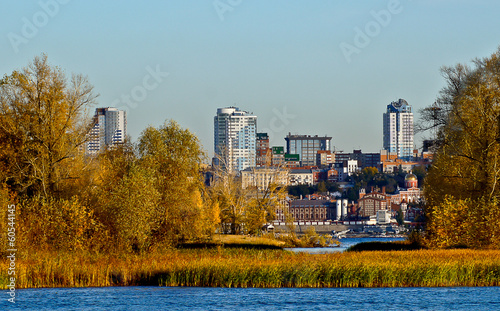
[1,0,499,157]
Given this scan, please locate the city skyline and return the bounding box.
[2,1,500,156]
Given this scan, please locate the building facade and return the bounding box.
[240,167,289,190]
[289,169,314,186]
[86,107,127,155]
[389,173,423,205]
[357,189,390,217]
[383,99,414,160]
[271,146,285,166]
[284,154,300,167]
[285,134,331,166]
[316,150,332,167]
[256,133,270,167]
[214,107,257,171]
[357,172,423,218]
[288,199,335,221]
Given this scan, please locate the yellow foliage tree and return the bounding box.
[212,151,288,235]
[421,47,500,248]
[17,195,97,251]
[211,168,249,234]
[137,120,215,245]
[0,54,96,197]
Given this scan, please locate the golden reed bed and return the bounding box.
[2,248,500,289]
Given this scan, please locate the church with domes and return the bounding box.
[390,172,422,205]
[356,171,423,218]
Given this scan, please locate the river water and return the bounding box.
[3,286,500,310]
[286,236,406,253]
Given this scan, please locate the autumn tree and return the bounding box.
[211,150,288,235]
[210,151,248,234]
[244,166,288,235]
[82,142,157,252]
[420,47,500,248]
[0,54,96,197]
[0,55,101,252]
[137,120,218,246]
[83,121,220,252]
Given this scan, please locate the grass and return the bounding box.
[2,247,500,289]
[346,240,423,252]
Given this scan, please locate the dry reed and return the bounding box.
[1,248,499,289]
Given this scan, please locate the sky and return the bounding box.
[1,0,500,158]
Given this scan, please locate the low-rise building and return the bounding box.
[240,167,288,190]
[284,154,300,167]
[357,188,390,217]
[288,199,335,221]
[356,172,423,218]
[271,146,285,166]
[289,169,314,186]
[333,160,359,181]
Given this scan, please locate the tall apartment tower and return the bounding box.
[87,107,127,155]
[383,99,414,160]
[214,107,257,171]
[256,132,270,167]
[285,134,331,166]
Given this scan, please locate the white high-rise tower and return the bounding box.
[214,107,256,171]
[87,107,127,155]
[383,99,414,160]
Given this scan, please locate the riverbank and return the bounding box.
[2,246,500,289]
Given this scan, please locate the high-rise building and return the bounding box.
[383,99,414,160]
[285,134,331,166]
[214,107,257,171]
[86,107,127,155]
[256,132,270,167]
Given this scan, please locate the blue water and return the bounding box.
[286,237,406,253]
[2,286,500,310]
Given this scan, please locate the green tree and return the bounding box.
[361,167,378,182]
[287,184,313,197]
[411,165,427,187]
[395,210,404,226]
[103,163,159,252]
[317,181,328,194]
